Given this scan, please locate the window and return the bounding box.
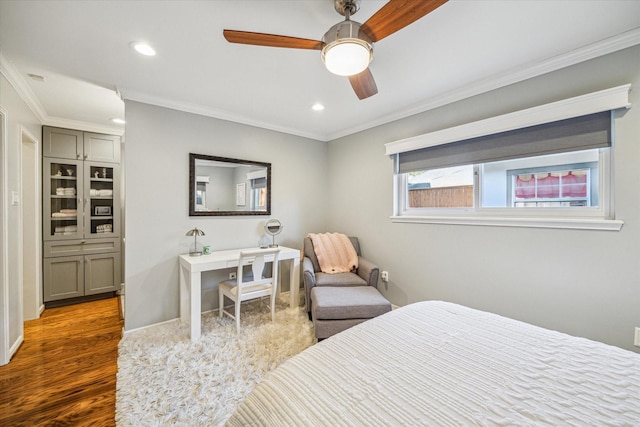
[508,164,594,208]
[401,149,603,214]
[406,165,473,208]
[386,85,630,231]
[250,177,267,211]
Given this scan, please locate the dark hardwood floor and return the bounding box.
[0,297,123,426]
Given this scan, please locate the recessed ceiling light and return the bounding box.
[130,41,156,56]
[311,103,325,111]
[111,118,126,124]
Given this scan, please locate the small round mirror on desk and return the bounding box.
[264,219,283,248]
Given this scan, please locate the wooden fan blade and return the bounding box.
[349,68,378,100]
[223,30,324,50]
[360,0,448,42]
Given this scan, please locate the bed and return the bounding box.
[226,301,640,426]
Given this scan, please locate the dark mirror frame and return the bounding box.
[189,153,271,216]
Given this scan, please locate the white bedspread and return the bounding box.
[226,301,640,426]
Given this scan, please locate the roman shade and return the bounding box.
[398,111,612,173]
[251,177,267,189]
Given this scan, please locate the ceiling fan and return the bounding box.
[223,0,448,100]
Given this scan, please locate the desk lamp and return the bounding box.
[186,227,205,256]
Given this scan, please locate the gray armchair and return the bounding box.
[303,235,390,339]
[302,236,380,312]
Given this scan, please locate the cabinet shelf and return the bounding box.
[51,176,77,180]
[51,218,78,221]
[90,178,113,182]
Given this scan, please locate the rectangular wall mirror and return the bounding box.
[189,153,271,216]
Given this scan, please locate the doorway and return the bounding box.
[21,128,41,320]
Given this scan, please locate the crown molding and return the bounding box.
[0,49,124,136]
[43,116,124,136]
[5,28,637,143]
[119,88,323,142]
[0,50,47,123]
[327,27,640,142]
[123,28,640,142]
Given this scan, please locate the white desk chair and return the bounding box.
[218,248,281,333]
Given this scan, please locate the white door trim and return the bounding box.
[20,126,42,320]
[0,106,9,365]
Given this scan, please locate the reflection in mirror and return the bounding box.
[189,153,271,216]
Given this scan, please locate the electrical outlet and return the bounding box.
[229,272,237,280]
[634,327,640,347]
[381,271,389,282]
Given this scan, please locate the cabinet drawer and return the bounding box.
[44,238,120,257]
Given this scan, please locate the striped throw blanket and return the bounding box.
[307,232,358,274]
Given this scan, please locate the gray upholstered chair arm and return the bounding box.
[357,257,379,288]
[303,257,316,312]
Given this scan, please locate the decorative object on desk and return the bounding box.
[102,168,107,178]
[203,245,211,255]
[66,169,73,176]
[259,235,270,249]
[94,171,100,178]
[236,182,246,206]
[186,227,205,256]
[55,170,62,176]
[264,219,283,247]
[95,206,112,216]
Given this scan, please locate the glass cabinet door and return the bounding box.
[85,163,119,237]
[44,159,83,240]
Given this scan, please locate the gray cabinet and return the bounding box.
[44,255,84,300]
[43,126,120,163]
[85,252,121,295]
[43,159,120,241]
[43,126,122,304]
[43,243,121,302]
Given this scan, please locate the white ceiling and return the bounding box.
[1,0,639,141]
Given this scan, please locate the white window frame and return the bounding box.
[387,86,630,231]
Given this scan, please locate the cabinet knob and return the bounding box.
[76,154,80,159]
[84,154,88,159]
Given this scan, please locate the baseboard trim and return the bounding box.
[122,290,296,334]
[9,334,24,360]
[123,318,180,335]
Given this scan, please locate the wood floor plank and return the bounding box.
[0,297,122,426]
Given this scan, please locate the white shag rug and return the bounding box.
[116,297,315,426]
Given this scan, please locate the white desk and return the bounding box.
[179,246,301,341]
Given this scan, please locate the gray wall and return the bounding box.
[123,101,327,330]
[326,45,640,352]
[0,73,42,356]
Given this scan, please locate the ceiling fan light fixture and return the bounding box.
[321,20,372,77]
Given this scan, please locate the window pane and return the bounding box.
[406,165,474,208]
[480,149,599,208]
